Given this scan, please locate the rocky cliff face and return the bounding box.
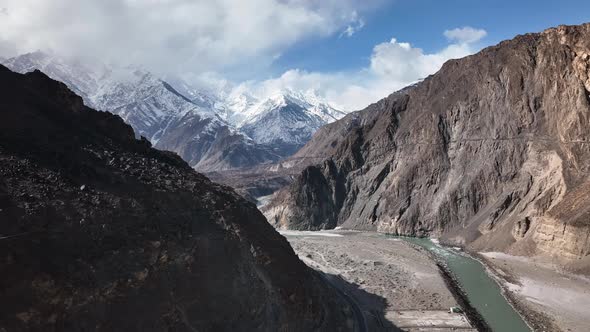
[0,65,353,331]
[265,24,590,273]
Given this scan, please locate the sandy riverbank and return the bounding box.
[480,252,590,332]
[282,230,476,331]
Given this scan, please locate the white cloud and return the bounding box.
[0,0,382,76]
[444,26,487,44]
[0,2,487,113]
[340,11,365,37]
[245,28,486,111]
[341,20,365,38]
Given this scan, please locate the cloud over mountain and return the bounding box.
[0,0,381,76]
[0,1,485,112]
[247,27,487,111]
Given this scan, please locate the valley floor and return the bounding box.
[281,230,476,331]
[481,252,590,332]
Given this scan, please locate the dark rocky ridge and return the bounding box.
[265,23,590,273]
[0,65,354,331]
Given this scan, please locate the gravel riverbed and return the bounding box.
[282,230,476,331]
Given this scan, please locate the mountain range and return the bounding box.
[2,51,346,172]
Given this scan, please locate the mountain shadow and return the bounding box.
[322,272,401,331]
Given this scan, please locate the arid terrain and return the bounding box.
[482,252,590,332]
[282,228,590,332]
[282,230,477,331]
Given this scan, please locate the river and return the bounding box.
[398,236,531,332]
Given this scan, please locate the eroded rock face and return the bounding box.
[265,24,590,273]
[0,65,353,331]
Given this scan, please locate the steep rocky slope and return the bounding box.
[0,65,354,331]
[265,23,590,273]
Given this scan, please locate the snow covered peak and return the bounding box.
[232,89,348,152]
[234,88,346,127]
[2,52,219,120]
[210,86,345,129]
[3,51,108,101]
[219,90,258,124]
[264,92,290,108]
[2,51,350,170]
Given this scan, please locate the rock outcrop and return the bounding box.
[265,23,590,273]
[0,65,354,331]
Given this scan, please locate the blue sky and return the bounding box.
[231,0,590,110]
[2,0,589,110]
[274,0,590,76]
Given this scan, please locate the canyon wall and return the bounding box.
[265,24,590,273]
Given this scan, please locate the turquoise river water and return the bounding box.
[396,236,531,332]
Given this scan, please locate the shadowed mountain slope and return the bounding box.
[0,65,354,331]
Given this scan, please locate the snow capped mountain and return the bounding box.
[162,76,223,111]
[2,51,347,171]
[3,51,106,102]
[222,91,260,125]
[277,89,347,124]
[2,51,279,171]
[4,52,217,141]
[90,69,221,145]
[241,97,324,155]
[227,90,347,154]
[223,89,345,127]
